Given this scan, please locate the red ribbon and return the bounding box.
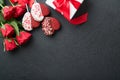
[53,0,81,20]
[69,13,88,25]
[53,0,88,25]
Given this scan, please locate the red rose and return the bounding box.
[28,0,34,8]
[4,38,17,51]
[16,31,32,45]
[18,0,29,6]
[0,24,14,37]
[2,6,15,20]
[11,0,34,8]
[10,0,18,4]
[14,5,26,18]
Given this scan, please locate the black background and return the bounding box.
[0,0,120,80]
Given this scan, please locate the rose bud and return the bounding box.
[0,24,14,37]
[2,6,15,20]
[4,38,17,51]
[18,0,29,6]
[10,0,18,4]
[16,31,32,45]
[14,5,26,18]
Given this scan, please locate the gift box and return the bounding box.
[46,0,88,25]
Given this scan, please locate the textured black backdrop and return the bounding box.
[0,0,120,80]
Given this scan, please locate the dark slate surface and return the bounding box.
[0,0,120,80]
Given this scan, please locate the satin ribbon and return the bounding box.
[69,13,88,25]
[53,0,81,20]
[52,0,88,25]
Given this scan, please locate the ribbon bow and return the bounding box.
[53,0,81,20]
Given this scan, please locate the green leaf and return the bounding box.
[0,0,5,5]
[14,19,23,28]
[0,32,2,38]
[0,0,5,10]
[9,19,20,36]
[17,21,22,26]
[0,12,5,23]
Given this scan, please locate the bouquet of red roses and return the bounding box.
[0,0,32,51]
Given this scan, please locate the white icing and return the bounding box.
[22,12,32,31]
[31,3,44,22]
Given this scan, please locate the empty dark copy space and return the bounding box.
[0,0,120,80]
